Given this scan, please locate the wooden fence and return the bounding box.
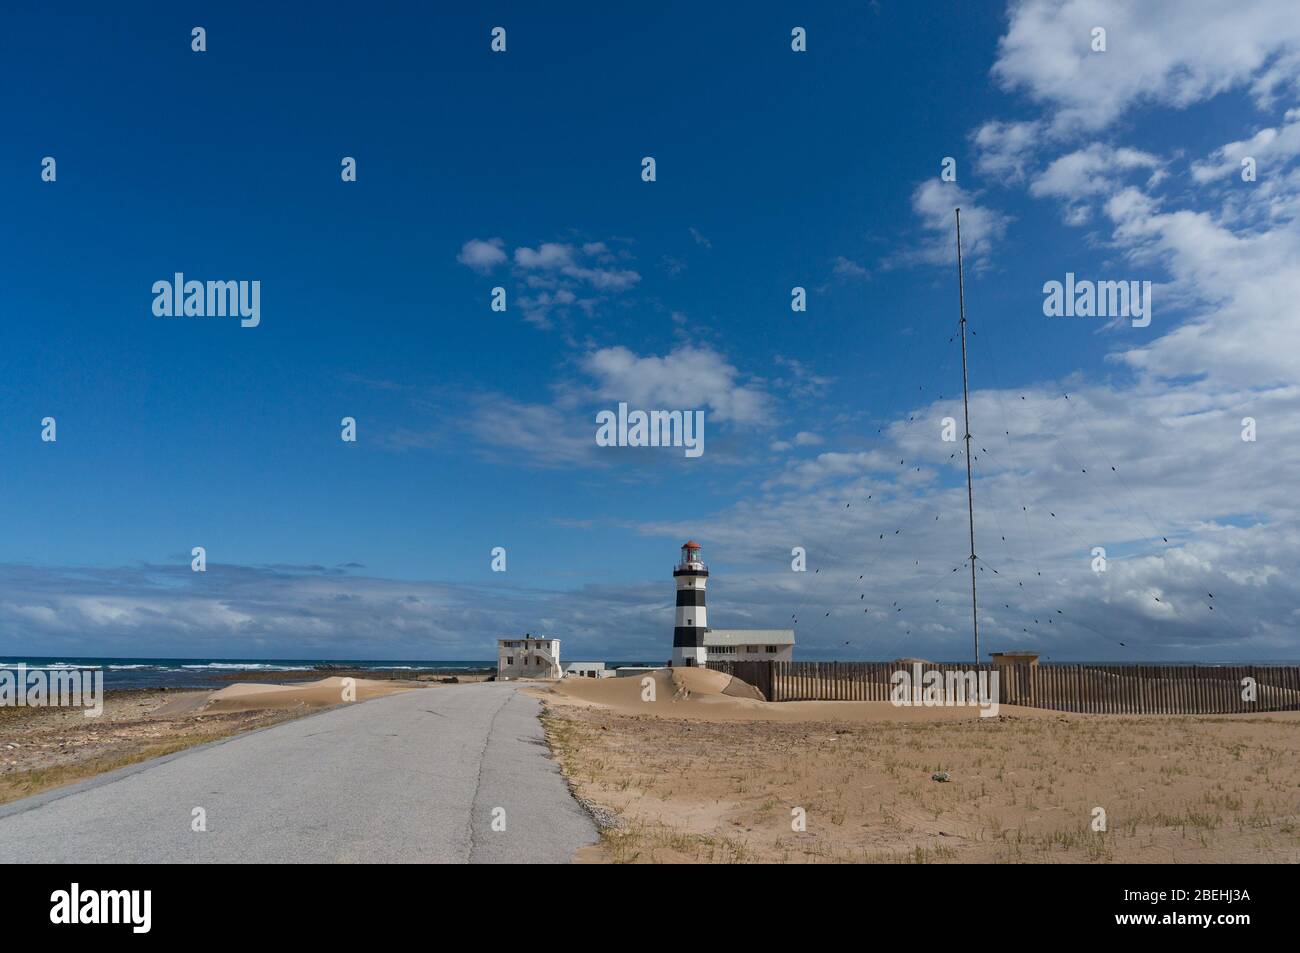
[705,660,1300,714]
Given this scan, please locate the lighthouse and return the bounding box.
[672,540,708,667]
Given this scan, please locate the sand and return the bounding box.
[538,669,1300,864]
[542,666,1054,722]
[202,676,419,712]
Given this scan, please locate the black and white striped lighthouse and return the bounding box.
[672,540,708,667]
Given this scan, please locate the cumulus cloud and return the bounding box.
[971,119,1044,183]
[1032,145,1162,198]
[582,345,773,426]
[635,371,1300,659]
[456,238,507,272]
[1191,109,1300,183]
[514,242,575,270]
[0,562,673,661]
[896,180,1012,268]
[560,264,640,291]
[458,238,641,329]
[1102,182,1300,388]
[512,242,639,290]
[992,0,1300,133]
[517,288,577,330]
[9,362,1299,661]
[1030,143,1164,223]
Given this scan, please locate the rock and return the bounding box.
[931,771,951,782]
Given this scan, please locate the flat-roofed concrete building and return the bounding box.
[703,628,795,662]
[497,635,561,679]
[565,661,611,678]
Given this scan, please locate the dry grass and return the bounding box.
[0,692,305,806]
[542,705,1300,864]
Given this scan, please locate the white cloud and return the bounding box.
[1031,144,1162,197]
[456,237,507,272]
[1030,143,1164,223]
[773,355,834,400]
[517,288,578,329]
[463,238,641,329]
[992,0,1300,133]
[0,563,680,660]
[514,242,575,270]
[831,256,869,279]
[582,345,772,425]
[1102,183,1300,388]
[639,374,1300,658]
[467,395,597,466]
[971,119,1044,183]
[767,450,899,489]
[1191,109,1300,183]
[560,264,640,291]
[899,180,1012,267]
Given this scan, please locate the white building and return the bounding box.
[497,635,561,679]
[703,628,795,662]
[564,661,611,678]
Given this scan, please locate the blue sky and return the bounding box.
[3,1,1299,661]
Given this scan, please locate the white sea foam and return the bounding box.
[180,663,310,671]
[1,662,94,671]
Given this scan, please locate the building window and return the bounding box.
[766,646,779,653]
[506,656,514,665]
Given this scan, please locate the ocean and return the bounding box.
[0,657,498,691]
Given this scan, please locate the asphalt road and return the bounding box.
[0,681,598,863]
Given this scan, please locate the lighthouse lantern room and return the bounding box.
[672,540,709,667]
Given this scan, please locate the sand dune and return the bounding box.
[545,667,1056,722]
[202,676,421,712]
